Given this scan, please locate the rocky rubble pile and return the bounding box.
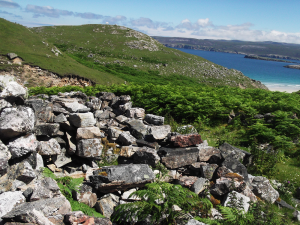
[0,79,295,225]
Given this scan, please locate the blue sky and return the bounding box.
[1,0,300,44]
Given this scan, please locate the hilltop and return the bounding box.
[0,18,266,89]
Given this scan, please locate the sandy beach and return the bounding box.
[267,86,300,93]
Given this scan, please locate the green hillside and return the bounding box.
[29,22,265,89]
[0,18,124,85]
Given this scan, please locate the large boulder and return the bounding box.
[7,134,38,159]
[0,106,35,140]
[90,164,155,193]
[251,176,279,203]
[219,142,252,165]
[158,147,199,169]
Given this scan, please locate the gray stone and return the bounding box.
[54,113,67,123]
[38,138,61,156]
[127,119,148,139]
[26,100,54,123]
[0,140,11,175]
[293,210,300,222]
[198,146,222,163]
[191,178,210,195]
[107,126,123,139]
[7,53,18,60]
[201,164,218,180]
[158,147,199,169]
[97,92,116,101]
[144,114,164,125]
[0,81,27,99]
[223,191,250,212]
[86,97,102,112]
[2,197,71,222]
[0,106,35,140]
[222,157,249,183]
[119,95,131,103]
[66,131,76,155]
[118,102,132,114]
[177,176,198,188]
[241,184,257,202]
[276,199,294,210]
[76,127,103,140]
[53,148,72,168]
[0,99,12,111]
[73,184,97,208]
[95,193,119,218]
[34,123,60,136]
[115,115,130,124]
[126,107,145,119]
[0,191,25,219]
[90,164,155,193]
[148,125,171,140]
[76,138,103,159]
[61,101,88,113]
[7,134,38,159]
[133,147,160,167]
[118,131,136,145]
[251,176,279,203]
[219,142,252,164]
[30,177,61,202]
[69,112,96,127]
[119,146,140,158]
[185,219,208,225]
[136,139,159,149]
[210,177,236,196]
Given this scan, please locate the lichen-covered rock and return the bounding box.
[126,107,145,119]
[210,177,236,196]
[95,193,119,218]
[251,176,279,203]
[223,191,250,212]
[69,112,96,127]
[133,147,160,167]
[34,123,60,136]
[38,138,61,156]
[219,142,252,165]
[107,126,123,139]
[222,157,249,183]
[7,134,38,159]
[76,138,103,159]
[30,177,61,202]
[201,164,218,180]
[144,114,164,125]
[73,184,97,208]
[148,125,171,140]
[0,106,35,140]
[169,134,202,147]
[198,147,222,163]
[0,191,25,219]
[118,131,136,146]
[191,178,209,195]
[127,119,148,139]
[86,97,102,112]
[53,148,72,168]
[0,99,12,111]
[2,197,71,222]
[76,127,103,140]
[177,176,198,188]
[0,80,27,99]
[0,140,11,175]
[90,164,155,193]
[158,147,199,169]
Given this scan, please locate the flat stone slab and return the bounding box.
[90,164,155,193]
[158,147,199,169]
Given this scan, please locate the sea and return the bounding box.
[174,48,300,93]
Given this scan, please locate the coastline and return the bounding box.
[266,84,300,93]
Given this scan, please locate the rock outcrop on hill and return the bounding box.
[0,77,290,224]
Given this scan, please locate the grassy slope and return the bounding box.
[30,23,264,89]
[0,18,124,85]
[153,36,300,59]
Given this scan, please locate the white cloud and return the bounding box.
[0,0,20,8]
[25,4,73,18]
[197,18,210,27]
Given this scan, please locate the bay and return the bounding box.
[174,48,300,93]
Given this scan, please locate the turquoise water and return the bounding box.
[174,48,300,92]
